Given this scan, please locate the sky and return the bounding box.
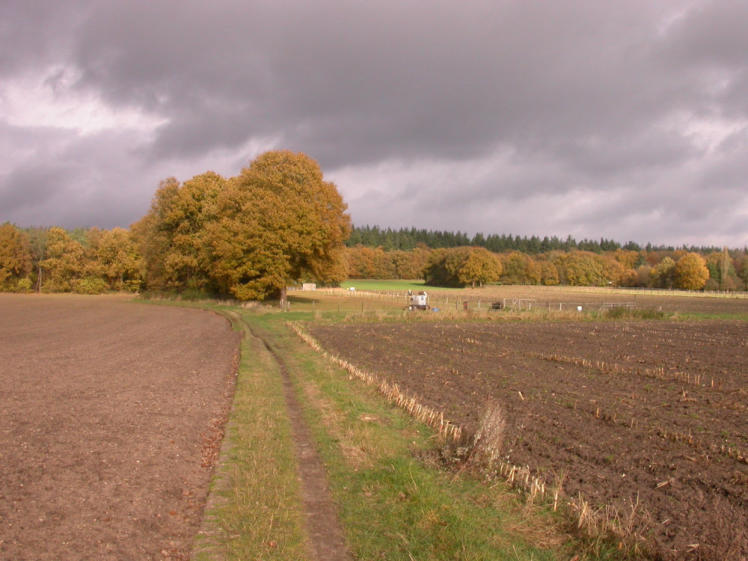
[1,1,747,248]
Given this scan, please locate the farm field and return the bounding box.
[309,319,748,559]
[456,285,748,317]
[0,295,240,561]
[332,281,748,317]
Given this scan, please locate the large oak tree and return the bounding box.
[134,151,351,301]
[673,252,709,290]
[206,151,350,301]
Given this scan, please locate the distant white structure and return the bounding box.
[407,290,429,310]
[302,283,317,291]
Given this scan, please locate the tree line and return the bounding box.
[347,225,729,255]
[0,151,350,300]
[1,151,747,295]
[345,245,748,291]
[6,222,741,294]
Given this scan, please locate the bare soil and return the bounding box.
[0,295,240,561]
[310,319,748,560]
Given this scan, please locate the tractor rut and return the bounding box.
[243,319,351,561]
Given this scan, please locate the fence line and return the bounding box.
[295,287,646,313]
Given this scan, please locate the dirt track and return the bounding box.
[0,295,240,561]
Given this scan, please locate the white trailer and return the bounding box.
[407,290,429,310]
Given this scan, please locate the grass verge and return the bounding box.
[248,311,622,560]
[192,308,307,561]
[341,279,462,291]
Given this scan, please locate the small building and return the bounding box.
[302,283,317,291]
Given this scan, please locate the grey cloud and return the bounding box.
[0,123,154,228]
[1,0,747,246]
[0,164,69,215]
[662,2,748,68]
[67,1,685,165]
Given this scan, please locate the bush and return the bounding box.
[124,279,142,293]
[603,307,667,320]
[15,277,33,293]
[73,277,109,295]
[179,287,215,301]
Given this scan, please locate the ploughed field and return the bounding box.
[310,320,747,559]
[0,295,240,561]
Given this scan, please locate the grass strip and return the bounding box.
[250,312,622,561]
[193,308,307,561]
[341,279,463,292]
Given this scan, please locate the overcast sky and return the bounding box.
[1,1,747,247]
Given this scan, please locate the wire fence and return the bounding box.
[301,287,640,313]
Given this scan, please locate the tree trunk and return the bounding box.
[280,286,288,310]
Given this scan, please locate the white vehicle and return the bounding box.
[407,290,429,310]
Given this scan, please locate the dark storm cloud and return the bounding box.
[1,0,746,246]
[0,1,83,76]
[0,165,66,214]
[0,121,155,228]
[67,1,681,166]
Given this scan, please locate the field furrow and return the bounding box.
[310,319,747,559]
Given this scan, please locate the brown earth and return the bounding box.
[0,295,240,561]
[310,319,748,560]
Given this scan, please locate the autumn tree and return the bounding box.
[204,151,351,301]
[25,227,49,292]
[345,245,432,280]
[552,251,609,286]
[735,252,748,290]
[538,260,560,286]
[423,249,452,286]
[612,249,641,270]
[41,227,86,292]
[600,255,628,286]
[650,256,676,289]
[130,192,172,291]
[424,247,502,287]
[0,223,33,290]
[673,252,709,290]
[500,252,541,285]
[617,268,640,287]
[94,228,143,291]
[704,248,740,290]
[458,247,502,287]
[612,250,643,286]
[391,246,431,279]
[345,246,395,279]
[132,173,225,293]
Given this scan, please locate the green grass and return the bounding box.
[249,312,622,561]
[192,308,307,561]
[341,279,464,292]
[130,291,743,560]
[134,298,629,559]
[672,311,748,321]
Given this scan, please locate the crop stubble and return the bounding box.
[310,319,747,559]
[0,295,240,561]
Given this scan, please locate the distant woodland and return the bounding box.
[1,154,747,297]
[347,225,726,254]
[345,226,748,290]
